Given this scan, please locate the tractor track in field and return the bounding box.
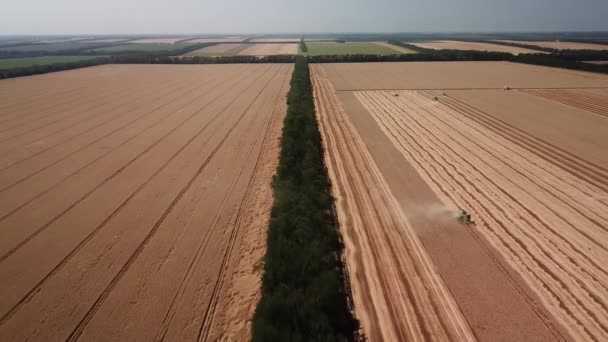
[195,66,291,342]
[0,66,273,324]
[311,66,475,342]
[0,64,291,341]
[149,65,285,341]
[0,77,160,139]
[519,89,608,118]
[65,65,283,341]
[0,77,191,169]
[0,67,269,265]
[436,94,608,194]
[355,89,608,341]
[0,65,246,206]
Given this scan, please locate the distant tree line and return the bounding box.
[300,39,308,53]
[306,41,608,75]
[466,39,608,58]
[0,54,297,79]
[0,42,219,58]
[252,56,360,341]
[112,54,295,64]
[0,57,108,79]
[3,40,607,80]
[463,39,556,53]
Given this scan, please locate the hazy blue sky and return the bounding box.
[2,0,607,35]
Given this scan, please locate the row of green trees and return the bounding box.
[0,57,108,79]
[0,55,296,79]
[0,41,217,58]
[252,56,359,341]
[300,39,308,53]
[305,41,608,75]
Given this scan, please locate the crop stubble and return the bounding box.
[313,62,608,341]
[0,63,292,341]
[311,65,475,341]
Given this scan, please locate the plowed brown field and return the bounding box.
[0,63,292,341]
[312,62,608,341]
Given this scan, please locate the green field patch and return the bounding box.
[304,42,402,56]
[0,56,101,70]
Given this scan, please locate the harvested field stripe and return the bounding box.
[356,89,608,341]
[437,95,608,193]
[311,65,474,341]
[390,91,608,276]
[371,91,608,285]
[520,89,608,118]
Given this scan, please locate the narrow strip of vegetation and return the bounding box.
[309,41,608,74]
[0,57,108,79]
[252,56,359,341]
[0,55,296,79]
[0,42,219,58]
[300,39,308,53]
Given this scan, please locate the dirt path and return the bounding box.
[355,89,608,341]
[0,64,291,341]
[311,65,475,341]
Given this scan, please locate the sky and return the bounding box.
[1,0,607,35]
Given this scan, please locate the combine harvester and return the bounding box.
[457,208,474,225]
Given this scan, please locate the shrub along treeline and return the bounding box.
[252,56,359,341]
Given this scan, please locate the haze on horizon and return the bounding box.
[2,0,607,35]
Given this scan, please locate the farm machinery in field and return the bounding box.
[457,209,474,224]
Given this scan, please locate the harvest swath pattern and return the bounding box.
[354,89,608,341]
[310,65,475,342]
[0,64,292,341]
[520,89,608,118]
